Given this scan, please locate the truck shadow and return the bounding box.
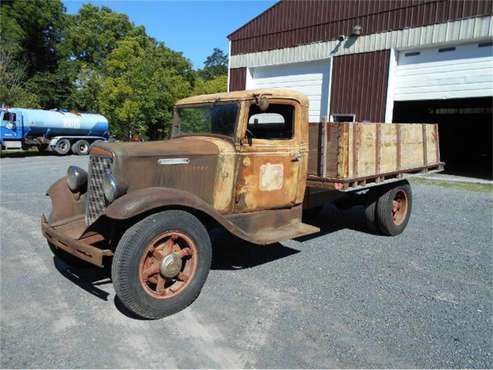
[297,202,377,242]
[209,228,300,270]
[53,257,112,301]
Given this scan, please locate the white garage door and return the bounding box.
[246,60,331,122]
[394,41,493,101]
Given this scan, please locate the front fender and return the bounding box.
[105,187,224,221]
[104,187,258,241]
[46,176,86,224]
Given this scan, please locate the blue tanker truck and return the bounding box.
[0,107,109,155]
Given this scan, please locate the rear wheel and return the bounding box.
[364,196,378,232]
[376,181,412,236]
[72,140,90,155]
[112,210,212,319]
[54,138,71,155]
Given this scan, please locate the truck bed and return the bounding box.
[307,122,444,191]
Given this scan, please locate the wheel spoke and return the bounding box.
[153,247,165,260]
[177,272,189,282]
[156,274,166,295]
[177,247,192,258]
[142,262,160,279]
[165,236,176,254]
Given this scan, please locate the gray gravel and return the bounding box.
[1,154,492,368]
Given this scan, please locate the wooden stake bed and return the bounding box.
[307,122,444,191]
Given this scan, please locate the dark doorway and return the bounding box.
[393,97,492,179]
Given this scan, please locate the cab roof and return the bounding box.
[176,89,309,106]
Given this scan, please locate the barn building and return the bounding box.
[227,0,493,178]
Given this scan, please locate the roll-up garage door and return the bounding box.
[246,60,331,122]
[395,41,493,101]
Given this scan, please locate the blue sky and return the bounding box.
[63,0,276,69]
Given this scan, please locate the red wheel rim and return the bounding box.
[391,190,408,226]
[138,231,198,299]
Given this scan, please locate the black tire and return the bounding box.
[112,210,212,319]
[71,140,90,155]
[54,138,71,155]
[48,242,91,267]
[376,181,412,236]
[364,196,378,232]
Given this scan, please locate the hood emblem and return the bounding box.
[158,158,190,165]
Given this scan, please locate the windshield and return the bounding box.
[175,103,238,138]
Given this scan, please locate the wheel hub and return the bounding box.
[392,190,408,225]
[160,253,183,278]
[139,231,198,299]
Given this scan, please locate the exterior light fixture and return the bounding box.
[351,25,362,36]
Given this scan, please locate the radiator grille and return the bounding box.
[85,155,113,225]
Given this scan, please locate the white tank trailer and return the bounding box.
[0,108,109,155]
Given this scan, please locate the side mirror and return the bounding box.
[255,95,270,111]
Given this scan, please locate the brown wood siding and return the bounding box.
[330,50,390,122]
[229,67,246,91]
[229,0,493,55]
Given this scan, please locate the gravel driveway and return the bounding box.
[1,154,491,368]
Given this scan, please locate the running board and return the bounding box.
[252,222,320,245]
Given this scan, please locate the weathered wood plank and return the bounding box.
[307,121,442,188]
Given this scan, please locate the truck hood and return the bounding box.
[92,136,222,158]
[89,136,236,211]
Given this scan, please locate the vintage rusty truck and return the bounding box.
[41,89,443,319]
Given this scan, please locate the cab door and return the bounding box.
[0,111,23,142]
[233,99,307,213]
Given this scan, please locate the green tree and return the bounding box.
[0,0,67,107]
[97,36,192,140]
[61,4,135,68]
[192,74,228,95]
[0,0,66,75]
[0,50,39,107]
[0,2,227,138]
[199,48,228,80]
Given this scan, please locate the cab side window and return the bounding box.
[3,112,16,122]
[247,104,294,139]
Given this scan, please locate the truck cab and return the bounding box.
[41,89,435,319]
[0,109,23,149]
[171,89,309,215]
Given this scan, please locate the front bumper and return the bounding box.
[41,215,112,267]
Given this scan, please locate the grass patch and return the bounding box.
[410,177,493,193]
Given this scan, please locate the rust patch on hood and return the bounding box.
[92,136,220,158]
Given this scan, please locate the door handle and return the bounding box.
[291,152,301,161]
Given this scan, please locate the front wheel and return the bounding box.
[375,181,412,236]
[112,210,212,319]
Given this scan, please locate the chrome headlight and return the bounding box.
[102,174,127,203]
[66,166,88,192]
